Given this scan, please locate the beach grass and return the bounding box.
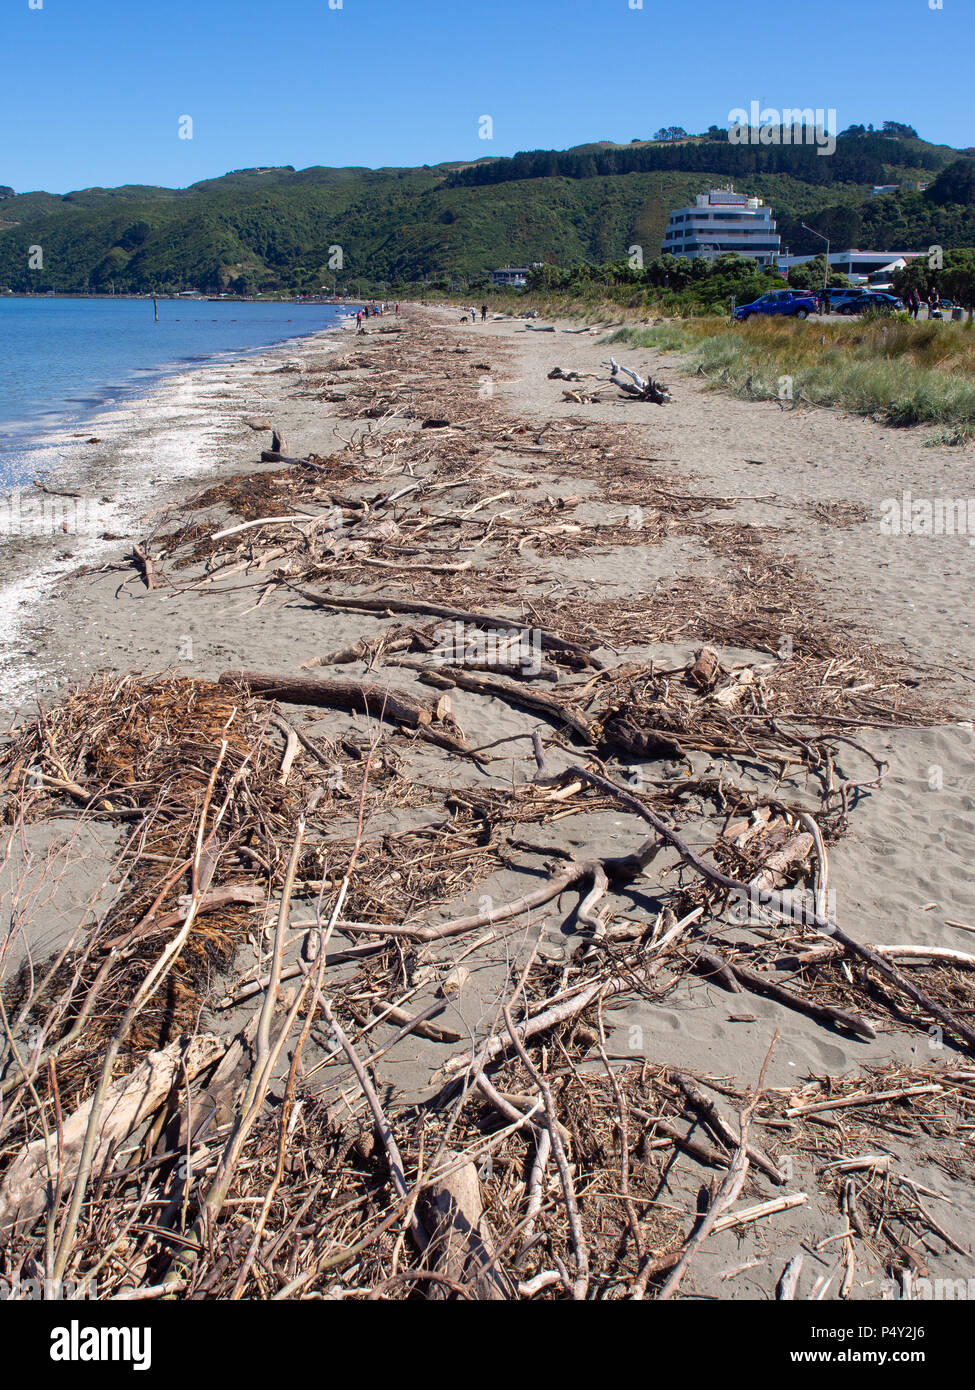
[604,315,975,433]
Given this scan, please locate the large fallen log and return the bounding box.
[219,669,448,728]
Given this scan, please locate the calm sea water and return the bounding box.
[0,296,354,486]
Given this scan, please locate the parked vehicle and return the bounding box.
[733,289,818,321]
[836,291,904,316]
[820,287,864,313]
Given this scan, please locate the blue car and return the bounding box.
[733,289,818,321]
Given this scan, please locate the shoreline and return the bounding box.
[0,317,359,712]
[1,303,973,1299]
[0,299,360,479]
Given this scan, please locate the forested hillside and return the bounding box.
[0,128,972,295]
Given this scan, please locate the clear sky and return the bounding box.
[1,0,971,194]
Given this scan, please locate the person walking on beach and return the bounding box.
[481,304,487,321]
[470,306,477,324]
[910,290,921,320]
[820,287,830,315]
[356,310,362,329]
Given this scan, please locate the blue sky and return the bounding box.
[1,0,971,193]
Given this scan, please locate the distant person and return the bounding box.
[395,302,400,314]
[356,310,362,328]
[910,290,921,320]
[820,288,830,315]
[470,305,477,323]
[481,304,488,321]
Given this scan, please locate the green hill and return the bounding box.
[1,129,973,295]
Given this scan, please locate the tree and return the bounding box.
[882,121,919,140]
[890,261,932,300]
[116,221,151,251]
[925,160,975,207]
[787,255,850,290]
[941,249,975,314]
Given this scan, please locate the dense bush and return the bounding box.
[527,252,784,314]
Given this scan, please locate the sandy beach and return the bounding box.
[1,303,973,1301]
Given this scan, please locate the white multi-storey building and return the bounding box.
[661,189,781,266]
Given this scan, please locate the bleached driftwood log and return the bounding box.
[602,357,671,404]
[0,1034,223,1246]
[421,1152,512,1299]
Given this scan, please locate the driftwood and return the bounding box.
[5,310,972,1303]
[694,946,877,1041]
[602,357,671,404]
[777,1255,804,1300]
[219,669,448,728]
[782,943,975,971]
[634,1112,734,1172]
[785,1083,942,1119]
[669,1071,784,1185]
[289,585,600,669]
[687,645,721,689]
[101,883,266,951]
[129,545,157,590]
[420,1153,511,1299]
[415,666,595,742]
[533,745,975,1053]
[749,833,815,894]
[0,1034,223,1246]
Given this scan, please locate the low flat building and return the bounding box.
[661,189,781,266]
[778,250,925,284]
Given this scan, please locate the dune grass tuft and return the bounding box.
[604,315,975,432]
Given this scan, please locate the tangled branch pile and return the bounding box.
[1,310,971,1300]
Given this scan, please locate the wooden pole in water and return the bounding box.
[153,297,159,322]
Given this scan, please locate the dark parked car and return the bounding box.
[733,289,818,321]
[820,287,865,313]
[836,291,904,315]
